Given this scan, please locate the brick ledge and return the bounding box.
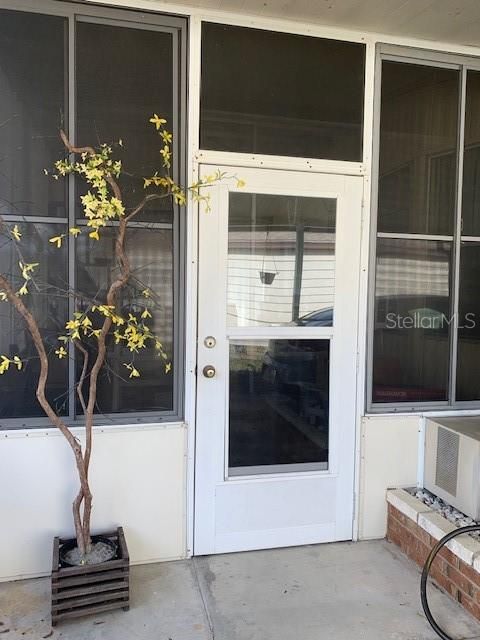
[387,488,480,620]
[387,489,480,566]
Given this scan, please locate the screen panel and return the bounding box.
[201,23,365,161]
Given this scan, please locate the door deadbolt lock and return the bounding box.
[204,336,216,348]
[203,365,216,379]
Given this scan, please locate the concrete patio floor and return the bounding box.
[2,540,480,640]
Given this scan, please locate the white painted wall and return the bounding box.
[0,424,186,582]
[358,415,420,540]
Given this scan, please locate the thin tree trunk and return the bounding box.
[0,271,91,555]
[0,129,163,557]
[60,132,132,553]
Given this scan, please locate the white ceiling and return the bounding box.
[162,0,480,49]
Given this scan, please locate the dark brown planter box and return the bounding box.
[51,527,129,626]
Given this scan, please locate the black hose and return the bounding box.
[421,524,480,640]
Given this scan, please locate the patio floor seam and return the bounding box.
[191,557,215,640]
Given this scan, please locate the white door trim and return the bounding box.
[194,165,363,555]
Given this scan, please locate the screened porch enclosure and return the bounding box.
[3,0,480,581]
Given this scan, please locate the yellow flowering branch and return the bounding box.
[0,114,240,560]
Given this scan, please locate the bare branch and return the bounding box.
[60,130,122,201]
[0,256,90,555]
[73,339,88,416]
[126,193,172,222]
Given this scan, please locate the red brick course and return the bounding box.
[387,503,480,621]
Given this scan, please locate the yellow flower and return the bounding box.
[0,355,22,374]
[236,179,246,189]
[65,319,81,339]
[69,227,81,237]
[49,235,65,249]
[11,225,22,241]
[149,114,167,130]
[19,262,38,281]
[124,363,140,378]
[160,145,171,165]
[173,191,187,206]
[141,308,152,320]
[165,362,172,374]
[0,292,7,301]
[160,130,172,143]
[0,356,10,374]
[89,230,100,241]
[93,305,115,317]
[81,316,92,330]
[55,346,68,359]
[17,282,28,296]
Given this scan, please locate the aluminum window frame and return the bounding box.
[367,43,480,413]
[0,0,188,429]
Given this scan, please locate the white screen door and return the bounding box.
[194,166,363,555]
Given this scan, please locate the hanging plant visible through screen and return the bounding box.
[259,228,278,285]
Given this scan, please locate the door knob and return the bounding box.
[203,365,216,378]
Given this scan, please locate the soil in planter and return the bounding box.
[62,540,116,566]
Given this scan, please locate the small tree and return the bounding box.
[0,116,240,561]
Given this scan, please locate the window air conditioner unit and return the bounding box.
[424,417,480,521]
